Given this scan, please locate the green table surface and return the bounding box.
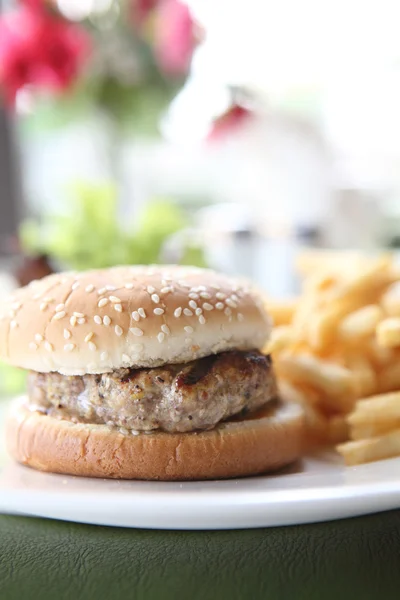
[2,401,400,599]
[2,511,400,600]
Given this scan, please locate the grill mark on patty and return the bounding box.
[176,354,219,388]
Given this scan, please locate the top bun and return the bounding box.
[0,265,271,375]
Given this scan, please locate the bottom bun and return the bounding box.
[6,397,305,481]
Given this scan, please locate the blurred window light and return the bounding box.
[57,0,115,21]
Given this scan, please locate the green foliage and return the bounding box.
[0,364,27,398]
[20,182,205,270]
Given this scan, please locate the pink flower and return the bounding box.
[154,0,196,75]
[207,105,253,142]
[0,5,91,106]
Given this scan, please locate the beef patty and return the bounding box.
[28,350,277,433]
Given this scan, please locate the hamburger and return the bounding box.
[0,265,304,480]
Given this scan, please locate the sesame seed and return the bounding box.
[55,303,65,312]
[125,283,134,290]
[44,341,53,352]
[226,298,237,308]
[138,308,146,319]
[211,283,221,290]
[53,311,66,320]
[77,318,86,325]
[88,342,97,351]
[232,294,239,302]
[94,315,102,325]
[161,286,172,294]
[216,292,226,300]
[64,343,75,352]
[40,302,48,311]
[189,300,197,310]
[10,320,18,329]
[98,287,107,295]
[63,329,71,339]
[131,430,140,436]
[132,311,140,322]
[153,308,164,316]
[98,298,108,308]
[151,293,160,304]
[161,324,170,334]
[225,307,232,316]
[132,343,144,352]
[122,354,130,363]
[184,326,194,334]
[85,284,94,293]
[106,285,116,291]
[9,310,15,318]
[101,351,109,361]
[73,312,84,318]
[29,342,38,351]
[70,315,77,327]
[109,296,121,303]
[189,292,199,300]
[147,285,156,294]
[198,285,207,292]
[115,325,123,336]
[174,307,182,318]
[103,315,111,326]
[183,308,193,317]
[130,327,143,336]
[238,313,244,321]
[72,282,80,290]
[203,303,214,311]
[195,308,202,316]
[201,292,212,299]
[157,332,165,343]
[43,297,54,303]
[11,301,21,310]
[32,293,41,300]
[114,304,122,313]
[84,332,94,342]
[216,302,224,310]
[34,334,43,343]
[199,315,206,325]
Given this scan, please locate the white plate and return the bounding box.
[1,451,400,529]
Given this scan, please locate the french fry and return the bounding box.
[265,326,294,355]
[278,379,319,407]
[381,282,400,316]
[328,415,349,444]
[265,299,297,326]
[366,339,394,369]
[337,428,400,465]
[269,251,400,460]
[347,392,400,426]
[276,353,355,413]
[329,255,394,305]
[376,317,400,348]
[377,361,400,394]
[295,251,366,277]
[303,404,329,444]
[346,355,377,398]
[339,305,383,341]
[349,420,400,441]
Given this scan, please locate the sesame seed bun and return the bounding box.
[0,265,271,375]
[6,397,304,480]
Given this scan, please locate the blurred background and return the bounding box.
[1,0,400,397]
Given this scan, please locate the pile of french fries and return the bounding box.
[265,251,400,466]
